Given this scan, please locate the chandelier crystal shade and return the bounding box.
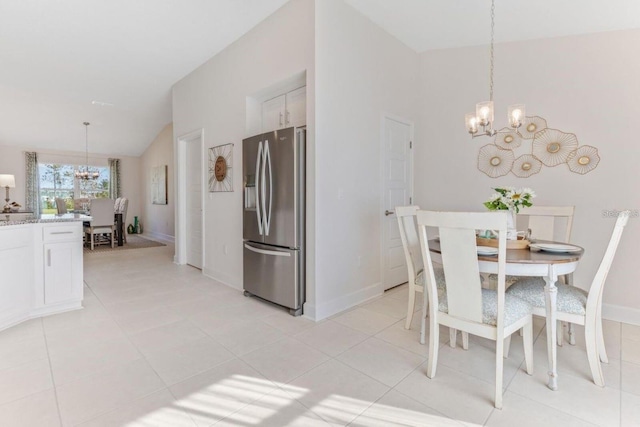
[465,0,525,138]
[75,122,100,181]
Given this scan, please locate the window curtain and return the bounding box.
[108,158,121,199]
[25,152,40,216]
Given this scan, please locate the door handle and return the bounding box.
[244,244,291,257]
[385,210,395,216]
[279,112,283,127]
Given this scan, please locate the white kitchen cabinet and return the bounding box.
[285,86,306,128]
[0,221,83,331]
[261,86,306,131]
[262,94,286,131]
[0,226,33,328]
[44,241,82,305]
[41,223,83,308]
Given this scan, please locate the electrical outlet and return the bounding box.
[223,244,228,255]
[338,188,344,200]
[357,255,362,267]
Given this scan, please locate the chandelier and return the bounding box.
[75,122,100,180]
[465,0,525,138]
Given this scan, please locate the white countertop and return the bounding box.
[0,213,92,226]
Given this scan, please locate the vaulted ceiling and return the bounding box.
[1,0,639,157]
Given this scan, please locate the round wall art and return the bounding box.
[208,143,233,192]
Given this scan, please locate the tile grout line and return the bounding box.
[41,317,65,427]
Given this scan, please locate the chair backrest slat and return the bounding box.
[518,206,574,243]
[439,227,483,323]
[417,210,508,326]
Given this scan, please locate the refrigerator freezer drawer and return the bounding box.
[243,242,301,311]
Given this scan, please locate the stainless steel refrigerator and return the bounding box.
[243,127,305,316]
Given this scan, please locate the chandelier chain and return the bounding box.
[489,0,495,102]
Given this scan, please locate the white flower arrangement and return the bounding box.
[483,187,536,213]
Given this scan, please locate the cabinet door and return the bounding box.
[262,95,286,131]
[44,242,82,305]
[285,86,306,128]
[0,245,32,324]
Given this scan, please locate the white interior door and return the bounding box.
[186,138,203,269]
[382,116,413,290]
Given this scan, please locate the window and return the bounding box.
[39,163,110,213]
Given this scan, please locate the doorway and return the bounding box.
[381,115,414,290]
[176,130,204,269]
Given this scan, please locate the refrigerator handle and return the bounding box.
[244,243,291,257]
[264,140,273,236]
[255,141,264,235]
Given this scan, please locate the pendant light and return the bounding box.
[75,122,99,180]
[465,0,525,138]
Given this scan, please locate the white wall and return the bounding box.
[0,144,141,221]
[313,0,419,319]
[140,123,174,242]
[172,0,316,304]
[416,29,640,322]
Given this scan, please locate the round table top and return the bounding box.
[428,239,584,265]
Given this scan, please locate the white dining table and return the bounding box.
[428,239,584,391]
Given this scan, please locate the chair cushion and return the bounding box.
[506,278,588,315]
[416,267,447,289]
[487,274,530,287]
[437,288,532,327]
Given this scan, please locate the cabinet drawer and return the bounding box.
[43,224,82,242]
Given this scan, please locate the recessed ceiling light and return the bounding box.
[91,100,114,107]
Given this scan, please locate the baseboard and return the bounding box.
[603,303,640,326]
[311,282,384,322]
[142,231,175,244]
[202,267,242,291]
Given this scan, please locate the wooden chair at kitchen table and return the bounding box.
[416,210,533,409]
[114,197,128,243]
[395,205,464,346]
[507,211,630,386]
[55,198,67,214]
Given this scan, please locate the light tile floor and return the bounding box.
[0,243,638,426]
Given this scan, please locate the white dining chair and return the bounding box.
[490,206,576,345]
[395,206,453,345]
[84,198,115,250]
[416,210,533,409]
[506,211,630,386]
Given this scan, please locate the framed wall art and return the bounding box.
[151,165,168,205]
[209,143,233,192]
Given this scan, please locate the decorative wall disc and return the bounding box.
[208,143,233,192]
[567,145,600,174]
[512,154,542,178]
[478,144,515,178]
[520,116,548,139]
[532,128,578,167]
[494,128,522,149]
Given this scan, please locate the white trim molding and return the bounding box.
[142,231,175,244]
[603,303,640,326]
[309,281,384,322]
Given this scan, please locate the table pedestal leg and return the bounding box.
[544,265,559,391]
